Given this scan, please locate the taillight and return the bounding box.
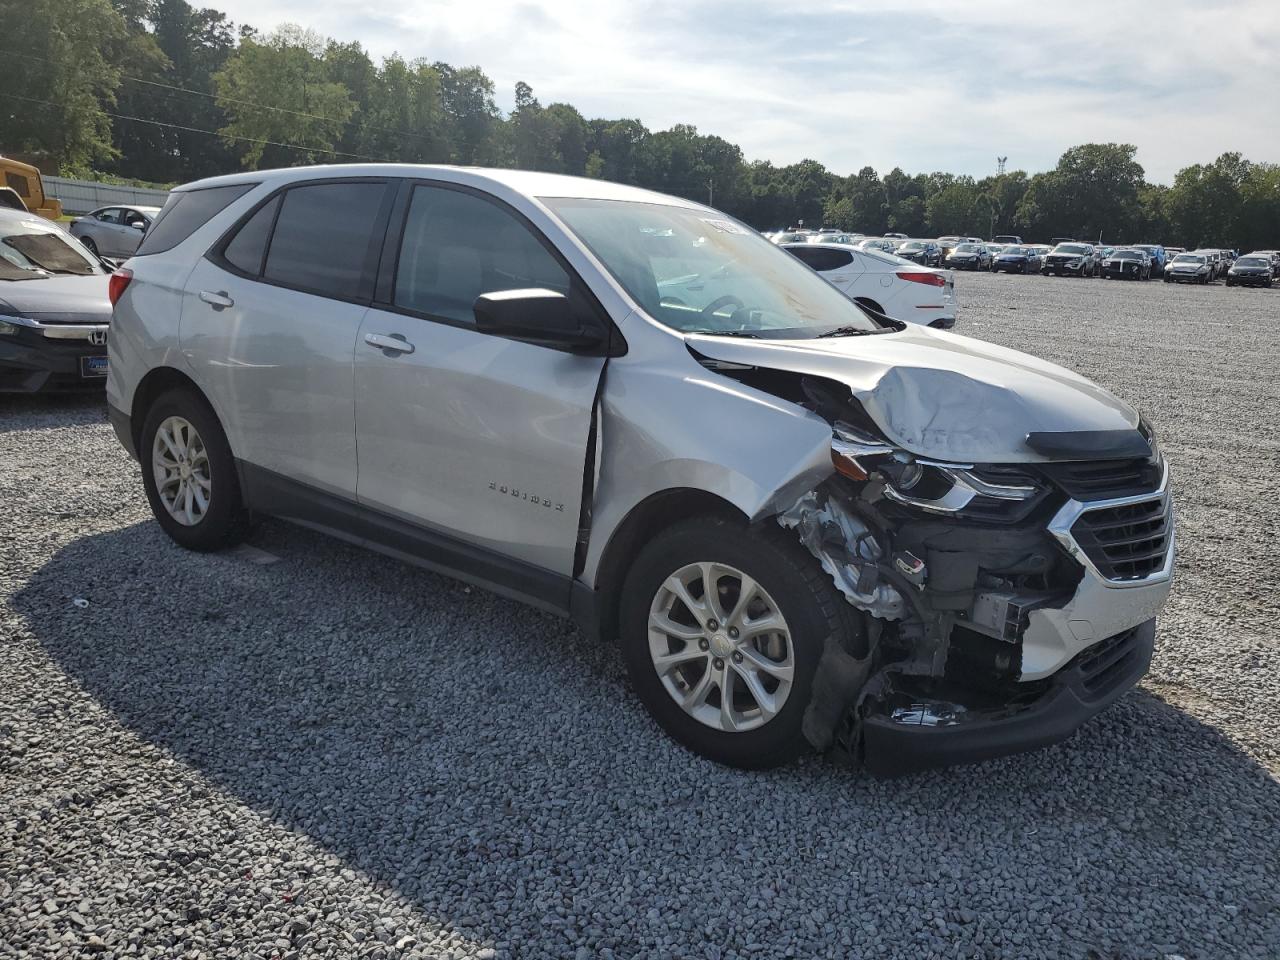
[108,268,133,306]
[896,271,946,287]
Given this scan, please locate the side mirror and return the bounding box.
[130,221,146,230]
[473,288,604,352]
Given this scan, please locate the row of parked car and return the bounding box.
[767,228,1279,289]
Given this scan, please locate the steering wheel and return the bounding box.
[700,295,745,319]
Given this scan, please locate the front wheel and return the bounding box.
[619,517,855,769]
[140,388,249,551]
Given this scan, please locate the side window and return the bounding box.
[222,196,280,277]
[136,184,254,256]
[393,185,570,325]
[122,209,148,228]
[262,181,390,300]
[5,172,30,197]
[96,208,122,224]
[788,246,854,272]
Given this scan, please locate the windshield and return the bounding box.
[953,243,980,252]
[0,217,103,280]
[1237,257,1267,267]
[1110,249,1143,258]
[898,241,925,252]
[545,198,882,338]
[1053,244,1089,255]
[1000,246,1028,255]
[1173,255,1205,264]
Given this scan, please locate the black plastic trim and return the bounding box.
[107,403,135,460]
[1025,429,1151,461]
[861,619,1155,777]
[237,462,574,617]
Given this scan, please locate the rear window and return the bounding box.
[135,184,254,256]
[787,246,855,271]
[261,181,391,300]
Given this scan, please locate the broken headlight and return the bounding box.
[830,423,1045,518]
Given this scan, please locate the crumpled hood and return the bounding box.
[686,325,1139,463]
[0,274,112,322]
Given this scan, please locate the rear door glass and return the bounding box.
[136,184,254,256]
[788,246,855,272]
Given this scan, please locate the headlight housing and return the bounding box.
[830,423,1047,521]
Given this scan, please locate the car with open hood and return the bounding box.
[0,208,112,392]
[106,165,1175,776]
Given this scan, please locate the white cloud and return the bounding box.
[211,0,1280,182]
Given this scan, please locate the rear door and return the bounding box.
[785,245,862,293]
[181,178,395,498]
[89,208,126,256]
[353,181,607,576]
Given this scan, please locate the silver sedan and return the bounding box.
[69,205,162,260]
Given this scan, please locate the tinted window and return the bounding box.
[788,246,855,271]
[95,208,122,224]
[136,184,253,256]
[263,182,390,300]
[394,185,569,324]
[222,196,280,276]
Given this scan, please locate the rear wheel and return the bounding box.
[79,236,98,256]
[139,388,249,551]
[619,517,854,769]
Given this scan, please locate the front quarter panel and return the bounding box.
[583,322,834,585]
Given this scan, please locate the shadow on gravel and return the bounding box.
[16,519,1280,957]
[0,394,107,434]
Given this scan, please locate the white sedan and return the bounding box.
[782,241,957,328]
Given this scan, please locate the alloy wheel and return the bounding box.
[151,416,211,526]
[647,561,795,733]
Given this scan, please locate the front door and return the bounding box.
[354,183,606,576]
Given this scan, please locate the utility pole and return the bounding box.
[707,178,714,206]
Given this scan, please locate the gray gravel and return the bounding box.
[3,273,1280,959]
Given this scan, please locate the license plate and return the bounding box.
[81,355,108,378]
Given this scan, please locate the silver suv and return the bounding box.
[106,166,1175,775]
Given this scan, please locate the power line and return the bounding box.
[0,93,392,163]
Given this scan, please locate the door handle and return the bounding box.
[364,332,415,355]
[199,290,234,310]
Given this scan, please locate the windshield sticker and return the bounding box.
[699,218,749,235]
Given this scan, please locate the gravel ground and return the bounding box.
[3,272,1279,959]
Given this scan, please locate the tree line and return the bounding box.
[4,0,1278,251]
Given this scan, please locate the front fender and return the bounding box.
[582,353,834,585]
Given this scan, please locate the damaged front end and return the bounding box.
[759,378,1174,776]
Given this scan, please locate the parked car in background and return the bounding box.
[1132,244,1166,277]
[1043,242,1098,277]
[107,164,1172,774]
[894,239,944,267]
[943,242,992,271]
[69,205,162,260]
[985,243,1007,261]
[770,230,812,245]
[882,231,908,240]
[783,241,956,328]
[1250,250,1280,278]
[807,232,861,245]
[1164,253,1212,284]
[992,245,1043,274]
[1029,244,1053,260]
[0,208,112,392]
[1191,249,1224,280]
[1101,248,1151,280]
[1164,246,1186,259]
[857,237,899,255]
[992,234,1023,245]
[1225,254,1274,288]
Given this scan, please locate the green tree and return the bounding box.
[0,0,128,168]
[212,26,356,168]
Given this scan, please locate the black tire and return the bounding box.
[139,387,249,551]
[79,236,98,255]
[619,516,857,769]
[854,297,886,316]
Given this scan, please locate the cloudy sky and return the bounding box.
[210,0,1280,184]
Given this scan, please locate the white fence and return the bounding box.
[44,176,171,215]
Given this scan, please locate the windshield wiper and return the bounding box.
[688,329,762,338]
[815,325,880,338]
